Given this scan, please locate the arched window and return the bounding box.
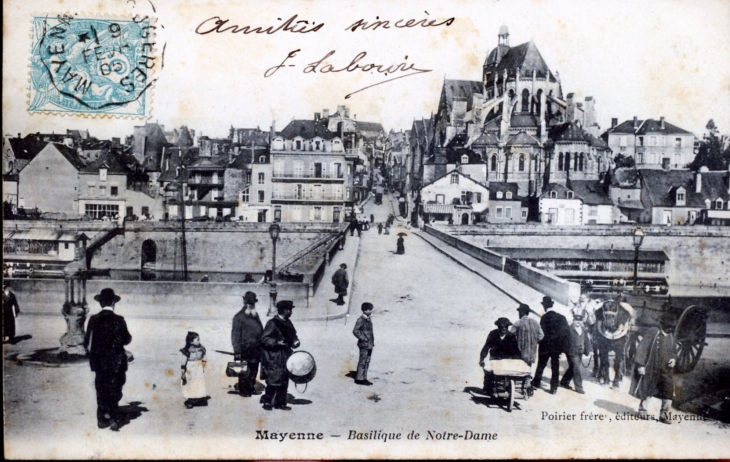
[558,153,564,171]
[565,152,571,171]
[518,155,525,172]
[579,153,584,171]
[506,191,513,199]
[550,191,557,199]
[491,155,497,172]
[574,153,579,171]
[535,89,543,115]
[461,154,469,164]
[508,89,515,99]
[521,89,530,113]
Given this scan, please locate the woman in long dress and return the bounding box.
[396,236,405,254]
[180,331,209,409]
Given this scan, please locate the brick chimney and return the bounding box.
[633,116,638,129]
[660,116,665,129]
[611,118,617,129]
[314,112,320,121]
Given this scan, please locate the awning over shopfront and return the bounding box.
[4,229,79,241]
[423,204,456,214]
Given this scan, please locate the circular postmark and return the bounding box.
[30,14,157,117]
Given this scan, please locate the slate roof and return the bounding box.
[421,168,489,190]
[602,118,694,138]
[611,167,640,187]
[640,169,730,208]
[233,128,271,147]
[570,180,613,205]
[442,79,484,112]
[485,42,554,80]
[188,155,228,171]
[484,44,511,67]
[47,143,86,170]
[80,149,135,174]
[469,131,501,147]
[488,181,520,197]
[506,131,541,147]
[7,138,48,161]
[280,120,338,140]
[540,182,574,198]
[355,121,385,139]
[229,147,268,169]
[510,114,539,129]
[549,121,592,144]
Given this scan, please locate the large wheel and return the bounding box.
[507,380,515,412]
[674,305,708,373]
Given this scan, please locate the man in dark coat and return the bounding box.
[353,302,375,385]
[479,317,521,395]
[559,312,590,394]
[84,288,132,431]
[350,218,358,236]
[531,296,570,394]
[396,235,405,254]
[630,314,677,424]
[3,283,21,342]
[261,300,300,411]
[331,263,349,306]
[231,291,264,397]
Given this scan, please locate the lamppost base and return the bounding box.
[59,302,88,357]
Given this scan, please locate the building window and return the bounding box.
[638,137,644,147]
[675,138,682,148]
[506,192,512,199]
[313,206,322,221]
[475,192,482,203]
[211,189,219,200]
[505,207,512,218]
[450,173,459,184]
[579,153,584,171]
[295,140,302,150]
[677,192,685,203]
[241,189,249,203]
[335,163,342,178]
[716,199,724,209]
[84,203,119,219]
[274,207,281,222]
[141,206,149,216]
[491,155,497,171]
[88,185,96,196]
[99,168,107,181]
[292,206,301,221]
[550,191,557,199]
[64,243,70,250]
[620,136,627,147]
[436,194,445,204]
[558,153,564,171]
[565,153,571,171]
[99,186,107,196]
[258,172,265,184]
[518,155,525,172]
[496,207,503,218]
[650,136,657,147]
[258,191,265,203]
[521,210,528,219]
[346,187,351,199]
[461,154,469,164]
[566,191,574,199]
[110,186,118,197]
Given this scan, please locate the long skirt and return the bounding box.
[182,360,207,399]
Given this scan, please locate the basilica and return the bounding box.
[427,25,612,197]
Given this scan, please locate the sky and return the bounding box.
[3,0,730,141]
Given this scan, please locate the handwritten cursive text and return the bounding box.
[345,11,455,32]
[195,14,324,35]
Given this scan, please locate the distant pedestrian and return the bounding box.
[480,317,521,395]
[377,223,383,235]
[3,283,21,343]
[350,218,358,237]
[356,221,362,237]
[261,300,300,411]
[331,264,349,306]
[560,313,590,394]
[531,296,570,394]
[370,214,374,223]
[241,273,255,283]
[84,288,132,431]
[396,235,405,254]
[630,314,677,424]
[231,292,264,397]
[180,331,209,409]
[353,303,375,386]
[200,274,210,282]
[510,304,543,367]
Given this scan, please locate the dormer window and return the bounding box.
[259,156,266,163]
[716,199,724,210]
[676,188,686,205]
[99,168,107,182]
[550,191,557,199]
[461,154,469,164]
[506,191,512,199]
[496,191,503,199]
[566,191,574,199]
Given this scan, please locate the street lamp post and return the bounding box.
[632,227,645,292]
[267,223,281,316]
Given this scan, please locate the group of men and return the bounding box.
[480,294,679,424]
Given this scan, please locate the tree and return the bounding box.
[614,153,635,168]
[688,119,730,171]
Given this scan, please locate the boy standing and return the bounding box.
[353,303,375,386]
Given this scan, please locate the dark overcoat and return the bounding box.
[84,309,132,372]
[261,316,299,387]
[629,327,676,400]
[480,329,521,362]
[539,310,571,355]
[231,309,264,362]
[332,268,349,295]
[3,291,20,338]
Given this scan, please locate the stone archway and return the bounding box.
[461,213,470,225]
[141,239,157,272]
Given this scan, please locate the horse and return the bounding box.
[593,299,635,388]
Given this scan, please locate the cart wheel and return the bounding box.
[507,380,515,412]
[674,305,708,373]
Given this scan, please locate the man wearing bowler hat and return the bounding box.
[231,291,264,397]
[261,300,300,411]
[84,288,132,431]
[353,302,375,386]
[531,296,570,394]
[331,263,349,306]
[479,317,521,395]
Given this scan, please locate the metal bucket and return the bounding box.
[287,351,317,385]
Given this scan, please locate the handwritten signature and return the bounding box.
[264,49,431,99]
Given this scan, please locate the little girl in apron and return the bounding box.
[180,331,209,409]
